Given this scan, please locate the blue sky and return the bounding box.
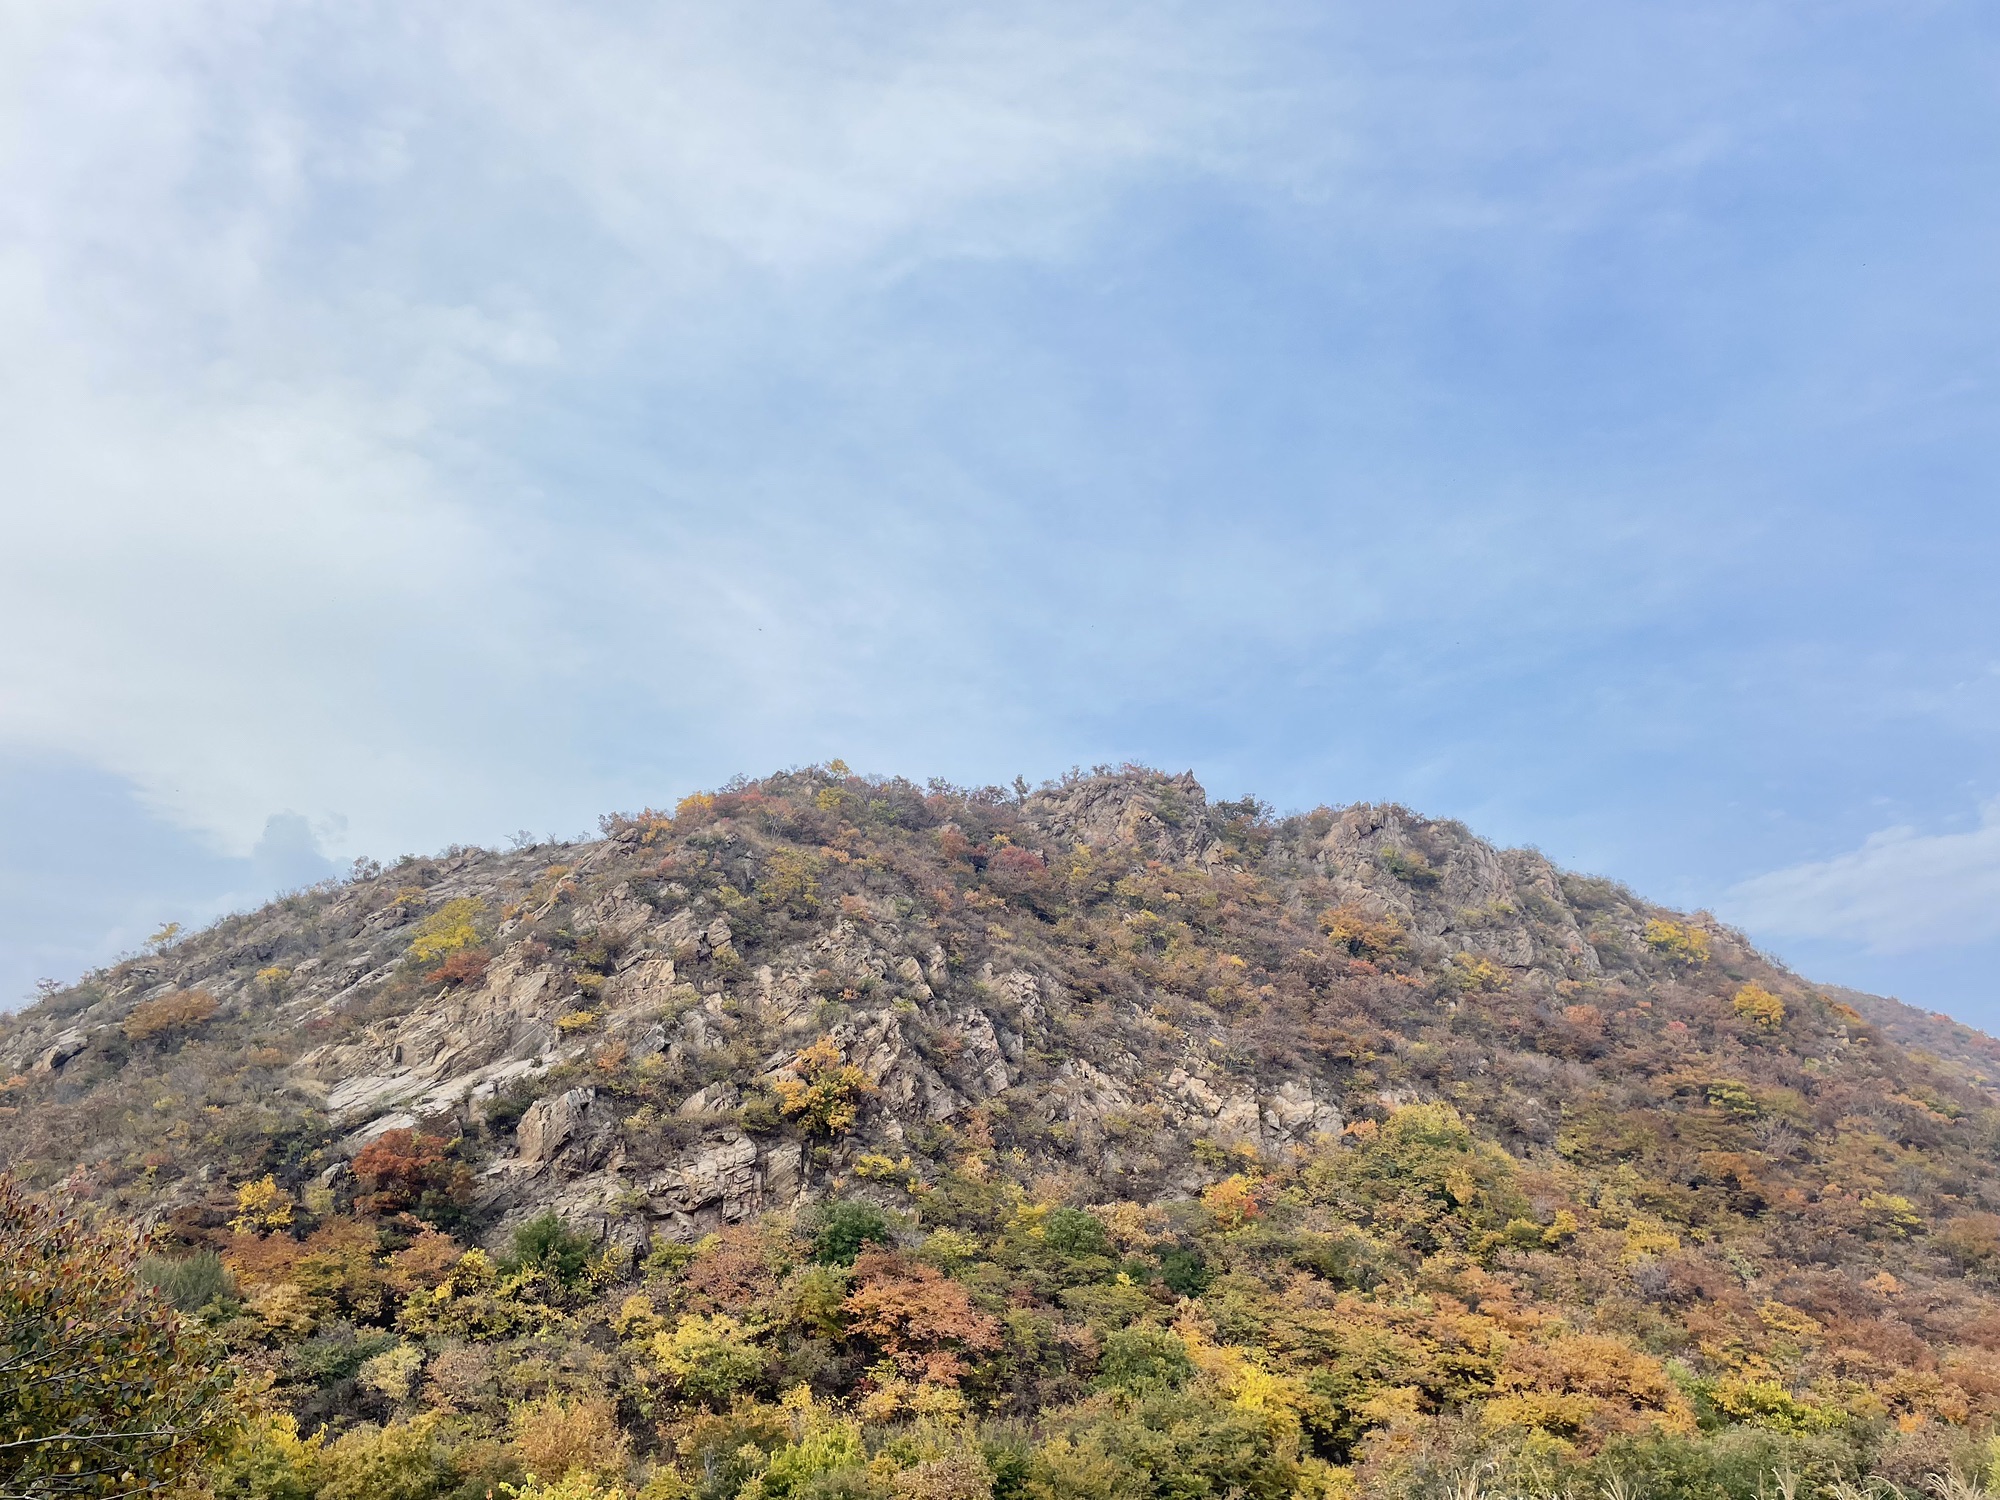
[3,1,1998,1022]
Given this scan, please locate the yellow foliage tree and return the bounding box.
[1732,983,1786,1030]
[503,1474,633,1500]
[1487,1329,1691,1444]
[210,1410,324,1500]
[229,1175,295,1235]
[1318,904,1405,959]
[1445,953,1508,993]
[315,1416,455,1500]
[651,1313,764,1403]
[359,1343,425,1403]
[773,1038,877,1138]
[510,1392,630,1482]
[759,850,824,915]
[408,899,485,963]
[1201,1174,1263,1229]
[123,989,218,1042]
[1642,918,1710,965]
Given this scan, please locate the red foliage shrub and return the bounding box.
[987,845,1049,897]
[843,1249,1001,1384]
[681,1223,785,1315]
[426,949,490,987]
[350,1129,471,1220]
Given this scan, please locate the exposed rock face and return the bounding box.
[1024,770,1218,865]
[0,764,1791,1259]
[293,947,567,1129]
[31,1028,87,1074]
[518,1087,597,1166]
[1261,1079,1344,1140]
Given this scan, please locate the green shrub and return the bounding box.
[1378,846,1440,886]
[503,1213,597,1288]
[138,1249,236,1312]
[1587,1427,1862,1500]
[285,1323,399,1387]
[1156,1246,1211,1297]
[1096,1326,1194,1393]
[1043,1208,1110,1260]
[807,1200,894,1266]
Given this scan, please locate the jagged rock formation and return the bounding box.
[0,765,1934,1260]
[11,765,2000,1496]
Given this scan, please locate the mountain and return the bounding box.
[5,764,2000,1500]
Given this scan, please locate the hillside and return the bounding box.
[6,764,2000,1500]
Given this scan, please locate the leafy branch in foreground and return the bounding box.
[0,1172,238,1499]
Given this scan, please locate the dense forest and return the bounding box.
[6,764,2000,1500]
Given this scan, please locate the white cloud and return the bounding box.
[0,328,541,853]
[0,0,1922,883]
[437,2,1266,274]
[1728,804,2000,953]
[0,0,1275,855]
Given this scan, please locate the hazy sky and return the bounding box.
[4,2,1998,1023]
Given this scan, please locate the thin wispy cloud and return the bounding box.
[2,1,1998,1019]
[0,1,1284,857]
[1729,805,2000,955]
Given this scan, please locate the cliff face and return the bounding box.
[0,767,1973,1244]
[5,765,2000,1494]
[0,768,1747,1247]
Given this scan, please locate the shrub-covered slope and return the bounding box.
[5,765,2000,1500]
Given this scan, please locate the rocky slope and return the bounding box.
[1,768,1734,1244]
[6,765,2000,1498]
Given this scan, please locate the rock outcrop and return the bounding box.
[0,765,1830,1259]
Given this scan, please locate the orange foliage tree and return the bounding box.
[842,1250,1000,1384]
[350,1130,473,1223]
[122,990,218,1043]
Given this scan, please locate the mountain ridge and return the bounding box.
[5,763,1999,1499]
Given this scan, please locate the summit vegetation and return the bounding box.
[4,765,2000,1500]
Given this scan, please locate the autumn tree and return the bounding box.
[509,1393,629,1482]
[774,1039,877,1138]
[842,1250,1000,1384]
[121,990,217,1044]
[651,1314,764,1405]
[406,899,485,963]
[985,844,1051,903]
[759,850,824,916]
[1319,903,1405,960]
[0,1172,238,1499]
[228,1176,294,1236]
[1642,917,1710,964]
[350,1130,473,1224]
[1732,983,1786,1031]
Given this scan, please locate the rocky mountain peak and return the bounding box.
[3,764,1997,1497]
[1021,766,1216,862]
